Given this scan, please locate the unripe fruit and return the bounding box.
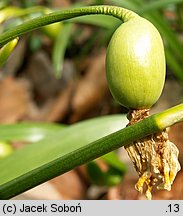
[106,17,165,109]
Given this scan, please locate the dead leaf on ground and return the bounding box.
[169,122,183,166]
[0,76,31,123]
[105,175,142,200]
[69,49,108,123]
[13,169,88,200]
[25,51,64,101]
[44,81,75,122]
[51,0,71,7]
[41,49,110,122]
[12,182,63,200]
[50,170,87,199]
[151,79,183,114]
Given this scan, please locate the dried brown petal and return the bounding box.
[125,109,181,199]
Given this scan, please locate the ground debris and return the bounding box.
[0,76,31,123]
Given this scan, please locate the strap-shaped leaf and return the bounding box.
[0,103,183,199]
[0,114,128,199]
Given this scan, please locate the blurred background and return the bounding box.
[0,0,183,200]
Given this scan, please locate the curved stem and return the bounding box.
[0,5,138,47]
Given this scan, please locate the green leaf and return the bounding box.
[87,151,126,187]
[165,48,183,83]
[0,38,18,68]
[87,161,106,185]
[141,10,183,83]
[139,0,183,13]
[109,0,138,11]
[0,102,183,199]
[0,1,9,9]
[0,114,128,199]
[0,141,13,159]
[87,161,124,187]
[101,152,126,173]
[104,167,124,186]
[0,6,46,24]
[0,122,65,142]
[28,35,42,52]
[52,23,73,78]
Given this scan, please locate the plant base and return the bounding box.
[125,109,181,200]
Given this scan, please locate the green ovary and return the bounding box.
[106,17,165,109]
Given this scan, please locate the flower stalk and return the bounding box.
[0,5,138,47]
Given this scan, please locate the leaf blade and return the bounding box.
[0,115,128,199]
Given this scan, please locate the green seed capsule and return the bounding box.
[106,17,165,109]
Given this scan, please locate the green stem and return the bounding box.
[155,103,183,129]
[0,103,182,199]
[0,5,138,47]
